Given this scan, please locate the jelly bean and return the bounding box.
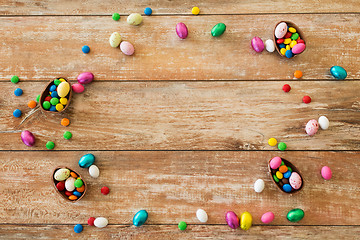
[63,131,72,139]
[58,82,70,98]
[88,217,95,226]
[178,221,187,231]
[51,91,58,98]
[65,177,76,191]
[290,40,297,48]
[120,41,135,56]
[65,191,73,196]
[265,39,275,52]
[288,166,292,172]
[133,210,148,227]
[330,66,347,80]
[282,84,291,92]
[74,178,83,188]
[321,166,332,180]
[77,185,85,192]
[288,27,296,33]
[73,191,82,197]
[94,217,109,228]
[127,13,143,25]
[280,48,286,55]
[82,45,90,54]
[275,22,287,38]
[283,184,292,192]
[285,50,293,58]
[318,116,329,130]
[56,103,64,112]
[292,43,306,54]
[284,32,292,38]
[176,22,188,39]
[79,153,95,168]
[279,165,288,173]
[270,156,281,169]
[46,141,55,150]
[14,88,23,96]
[144,7,152,15]
[283,171,291,178]
[21,130,35,147]
[291,33,299,40]
[59,78,66,82]
[44,96,52,102]
[273,175,279,182]
[109,32,122,48]
[261,212,275,224]
[294,70,303,78]
[287,208,304,222]
[254,179,265,193]
[56,181,65,191]
[54,79,61,86]
[60,97,68,105]
[276,171,283,179]
[305,119,318,136]
[112,13,120,21]
[13,109,22,118]
[240,211,252,230]
[251,37,264,53]
[61,118,70,126]
[196,209,208,222]
[49,85,57,92]
[278,142,287,151]
[74,224,83,233]
[211,23,226,37]
[70,172,78,178]
[36,95,40,102]
[297,39,305,44]
[77,72,94,84]
[69,195,78,200]
[225,211,240,229]
[89,165,100,178]
[101,186,110,195]
[268,138,277,146]
[285,45,290,50]
[276,39,284,44]
[302,95,311,104]
[192,6,200,15]
[278,43,285,49]
[11,75,19,84]
[50,98,59,106]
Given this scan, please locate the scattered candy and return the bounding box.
[302,95,311,104]
[178,221,187,231]
[225,211,240,229]
[71,83,84,94]
[36,94,40,102]
[133,210,148,227]
[89,165,100,178]
[11,75,19,84]
[74,224,83,233]
[330,66,347,80]
[318,116,329,130]
[196,209,208,223]
[211,23,226,37]
[176,22,188,39]
[282,84,291,92]
[287,208,304,222]
[251,37,264,53]
[112,13,120,21]
[120,41,135,56]
[88,217,95,226]
[61,118,70,126]
[41,78,71,112]
[94,217,109,228]
[254,179,265,193]
[14,88,23,96]
[79,153,95,168]
[261,212,274,224]
[63,131,72,140]
[305,119,319,136]
[294,70,303,79]
[101,186,110,195]
[274,22,306,58]
[265,39,275,52]
[277,142,287,151]
[21,130,35,147]
[82,45,90,54]
[321,166,332,180]
[127,13,143,25]
[109,32,122,48]
[144,7,152,15]
[46,141,55,150]
[191,6,200,15]
[77,72,94,84]
[268,138,277,146]
[240,211,252,230]
[13,109,22,118]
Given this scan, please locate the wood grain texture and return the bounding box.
[0,151,359,225]
[1,15,360,81]
[0,225,359,240]
[1,0,360,15]
[1,81,359,150]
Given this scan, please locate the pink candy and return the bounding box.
[176,22,188,39]
[270,156,282,169]
[72,83,85,93]
[305,119,319,136]
[289,172,302,190]
[251,37,264,53]
[292,43,306,54]
[77,72,94,84]
[261,212,275,224]
[120,41,135,56]
[321,166,332,180]
[225,211,239,229]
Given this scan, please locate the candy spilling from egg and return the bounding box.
[40,78,71,112]
[274,21,306,58]
[53,168,86,202]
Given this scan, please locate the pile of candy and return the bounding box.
[274,22,306,58]
[53,168,86,201]
[41,78,71,112]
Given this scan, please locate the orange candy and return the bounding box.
[69,195,78,200]
[70,172,78,178]
[279,165,288,173]
[294,70,303,79]
[76,185,85,192]
[27,100,37,109]
[61,118,70,127]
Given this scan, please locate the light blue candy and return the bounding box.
[144,7,152,15]
[283,171,291,179]
[330,66,347,80]
[79,153,95,168]
[133,210,148,227]
[49,85,57,92]
[14,88,23,96]
[49,105,56,112]
[74,224,83,233]
[73,191,82,197]
[283,184,292,193]
[285,50,293,58]
[82,45,90,54]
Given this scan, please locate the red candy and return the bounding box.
[101,186,110,195]
[284,32,292,38]
[297,39,304,44]
[65,191,73,196]
[88,217,95,226]
[44,96,52,102]
[276,39,284,44]
[282,84,291,92]
[56,181,65,191]
[303,96,311,104]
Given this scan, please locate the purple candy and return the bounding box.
[77,72,94,84]
[21,130,35,147]
[251,37,264,53]
[176,22,188,39]
[225,211,240,229]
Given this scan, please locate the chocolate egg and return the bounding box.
[21,130,35,147]
[77,72,94,84]
[79,153,95,168]
[225,211,239,229]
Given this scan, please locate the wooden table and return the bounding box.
[1,1,360,239]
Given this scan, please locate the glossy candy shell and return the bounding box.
[52,167,86,202]
[133,210,148,227]
[251,37,264,53]
[21,130,35,147]
[225,211,240,229]
[211,23,226,37]
[79,153,95,168]
[176,22,188,39]
[330,66,347,80]
[77,72,94,84]
[40,77,72,113]
[287,208,304,222]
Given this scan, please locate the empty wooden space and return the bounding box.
[0,0,359,239]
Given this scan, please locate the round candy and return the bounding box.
[275,22,287,38]
[178,221,187,231]
[21,130,36,146]
[254,179,265,193]
[70,172,78,178]
[56,103,64,112]
[284,38,291,45]
[279,165,288,173]
[60,97,68,105]
[278,142,287,151]
[44,96,51,102]
[284,32,292,39]
[283,170,291,178]
[101,186,110,195]
[49,105,56,112]
[289,172,302,189]
[49,85,57,92]
[73,190,82,197]
[144,7,152,15]
[270,156,282,169]
[305,119,319,136]
[287,208,304,222]
[51,91,58,98]
[54,168,70,181]
[294,70,303,78]
[283,184,292,192]
[63,131,72,139]
[82,45,90,54]
[261,212,274,224]
[276,171,283,180]
[330,66,347,80]
[196,209,208,223]
[133,210,148,227]
[240,211,252,231]
[303,95,311,104]
[285,50,293,58]
[265,39,275,52]
[89,165,100,178]
[282,84,291,92]
[176,22,188,39]
[120,41,135,56]
[192,6,200,15]
[59,78,66,82]
[74,224,83,233]
[211,23,226,37]
[50,97,59,106]
[13,109,22,118]
[27,100,36,109]
[290,40,297,48]
[225,211,240,229]
[251,37,264,53]
[36,95,40,102]
[77,185,85,192]
[11,75,19,84]
[54,79,61,86]
[127,13,143,25]
[46,141,55,150]
[61,118,70,126]
[268,138,277,146]
[280,48,286,55]
[79,153,95,168]
[14,88,23,96]
[321,166,332,180]
[74,178,83,188]
[88,217,96,226]
[112,13,120,21]
[56,181,65,191]
[318,116,329,130]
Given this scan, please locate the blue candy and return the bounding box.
[330,66,347,80]
[79,153,95,168]
[49,84,57,92]
[73,191,82,197]
[14,88,23,96]
[49,105,56,112]
[283,171,291,179]
[133,210,148,227]
[144,7,152,15]
[82,45,90,54]
[279,43,285,49]
[283,184,292,193]
[285,50,293,58]
[51,91,58,98]
[74,224,83,233]
[13,109,22,118]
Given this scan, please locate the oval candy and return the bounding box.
[275,22,287,38]
[72,83,85,93]
[109,32,122,48]
[265,39,275,52]
[65,177,76,191]
[94,217,108,228]
[240,211,252,230]
[289,172,302,190]
[133,210,148,227]
[254,179,265,193]
[89,165,100,178]
[57,82,70,98]
[77,72,94,84]
[21,130,36,147]
[287,208,304,222]
[176,22,188,39]
[292,43,306,54]
[225,211,239,229]
[261,212,274,224]
[54,168,70,181]
[120,41,135,56]
[270,156,282,169]
[251,37,264,53]
[79,153,95,168]
[318,116,329,130]
[305,119,319,136]
[211,23,226,37]
[196,209,208,223]
[330,66,347,80]
[127,13,143,25]
[321,166,332,180]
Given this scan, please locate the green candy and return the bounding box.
[64,131,72,140]
[291,33,299,40]
[278,142,287,151]
[287,208,304,222]
[46,141,55,150]
[178,221,187,231]
[43,101,51,110]
[280,161,285,166]
[74,178,83,188]
[54,79,61,86]
[273,175,279,183]
[36,95,40,102]
[11,75,19,84]
[50,97,59,105]
[211,23,226,37]
[288,166,292,172]
[112,13,120,21]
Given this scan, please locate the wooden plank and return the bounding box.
[1,15,359,81]
[1,0,360,15]
[1,81,359,150]
[0,225,359,240]
[0,151,359,225]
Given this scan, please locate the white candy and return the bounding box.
[65,177,76,191]
[265,39,275,52]
[89,165,100,178]
[94,217,108,228]
[127,13,143,26]
[318,116,329,130]
[109,32,122,48]
[196,209,208,223]
[254,179,265,193]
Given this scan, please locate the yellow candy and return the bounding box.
[280,48,286,55]
[49,91,52,95]
[289,27,296,33]
[57,82,70,98]
[60,97,68,105]
[192,6,200,15]
[286,45,290,50]
[290,40,297,48]
[240,211,252,230]
[284,38,291,44]
[268,138,277,147]
[276,171,283,180]
[59,78,66,82]
[56,103,64,111]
